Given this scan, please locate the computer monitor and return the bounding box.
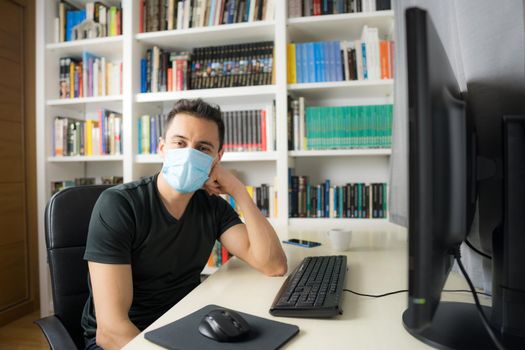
[402,7,525,350]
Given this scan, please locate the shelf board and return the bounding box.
[136,21,275,50]
[287,11,394,42]
[47,95,123,106]
[288,79,393,99]
[48,155,124,162]
[136,151,277,163]
[289,149,391,157]
[289,218,390,227]
[136,85,276,104]
[46,36,123,57]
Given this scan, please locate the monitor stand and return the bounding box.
[402,302,524,349]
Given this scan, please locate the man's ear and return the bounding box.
[158,137,166,160]
[217,148,224,162]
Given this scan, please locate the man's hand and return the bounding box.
[204,164,245,197]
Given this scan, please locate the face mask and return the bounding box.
[162,148,214,193]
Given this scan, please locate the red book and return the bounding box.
[260,109,267,151]
[221,245,229,264]
[176,60,183,91]
[313,0,321,16]
[139,0,145,33]
[389,41,395,79]
[167,68,173,91]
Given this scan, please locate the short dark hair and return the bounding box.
[164,99,224,150]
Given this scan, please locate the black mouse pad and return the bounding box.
[144,304,299,350]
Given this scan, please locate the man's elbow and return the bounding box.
[261,256,288,276]
[96,327,111,349]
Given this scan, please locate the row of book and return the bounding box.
[140,0,275,32]
[140,41,274,92]
[53,110,123,157]
[287,27,393,84]
[51,176,124,195]
[288,99,392,150]
[288,0,391,17]
[223,109,275,152]
[221,183,276,218]
[206,240,231,269]
[289,173,388,218]
[59,53,122,99]
[56,1,122,42]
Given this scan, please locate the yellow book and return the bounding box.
[287,43,297,84]
[85,120,93,155]
[70,61,75,98]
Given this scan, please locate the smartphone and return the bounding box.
[282,239,321,248]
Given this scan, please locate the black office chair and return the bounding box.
[35,185,112,350]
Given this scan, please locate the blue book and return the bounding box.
[333,41,343,81]
[361,42,368,80]
[333,186,338,218]
[338,186,344,218]
[317,184,322,217]
[150,116,156,154]
[335,0,344,13]
[313,42,321,83]
[307,42,315,83]
[140,58,147,93]
[244,0,251,22]
[295,43,303,84]
[324,180,330,218]
[209,0,217,26]
[323,41,331,82]
[322,0,329,14]
[66,11,74,41]
[227,0,235,24]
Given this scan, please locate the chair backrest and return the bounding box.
[44,185,112,349]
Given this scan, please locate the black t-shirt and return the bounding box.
[81,174,242,339]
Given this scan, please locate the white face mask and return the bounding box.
[161,148,214,193]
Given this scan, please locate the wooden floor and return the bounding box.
[0,310,48,350]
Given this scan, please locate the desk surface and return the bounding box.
[123,223,487,350]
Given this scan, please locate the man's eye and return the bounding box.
[174,141,184,147]
[199,146,210,153]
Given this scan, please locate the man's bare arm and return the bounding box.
[88,262,140,350]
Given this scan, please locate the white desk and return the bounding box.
[123,223,487,350]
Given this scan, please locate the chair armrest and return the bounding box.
[34,315,79,350]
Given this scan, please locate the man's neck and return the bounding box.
[156,172,195,220]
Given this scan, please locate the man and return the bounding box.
[81,99,287,350]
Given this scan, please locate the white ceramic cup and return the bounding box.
[327,229,352,251]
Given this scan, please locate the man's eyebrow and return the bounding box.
[197,140,215,149]
[170,135,216,149]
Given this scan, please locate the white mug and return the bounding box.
[327,229,352,251]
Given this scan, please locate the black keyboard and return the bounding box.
[269,255,347,318]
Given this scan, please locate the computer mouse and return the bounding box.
[198,308,251,342]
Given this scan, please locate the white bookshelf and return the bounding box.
[46,35,124,57]
[136,21,275,49]
[36,1,394,316]
[289,149,391,157]
[48,155,125,162]
[135,85,276,104]
[47,95,124,106]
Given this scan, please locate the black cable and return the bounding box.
[442,289,492,297]
[465,239,492,260]
[453,249,506,350]
[343,289,407,298]
[343,289,491,298]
